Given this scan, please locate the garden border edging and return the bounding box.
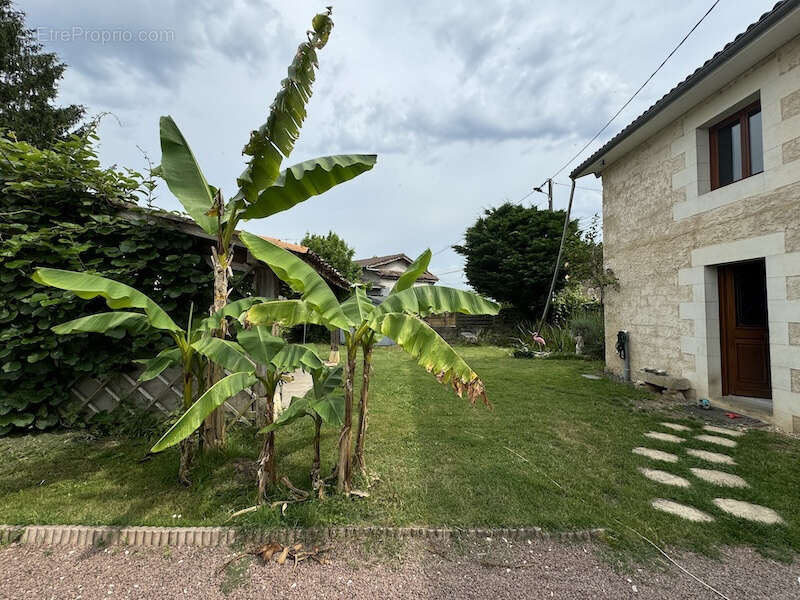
[0,525,607,548]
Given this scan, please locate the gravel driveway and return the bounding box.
[1,538,797,599]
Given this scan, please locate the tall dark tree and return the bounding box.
[0,0,84,146]
[454,203,581,318]
[301,230,361,283]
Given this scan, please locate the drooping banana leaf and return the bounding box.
[158,116,218,236]
[32,268,182,333]
[150,371,258,452]
[245,299,326,328]
[236,9,334,203]
[375,313,489,407]
[51,312,151,336]
[340,286,374,326]
[390,249,433,294]
[197,297,267,333]
[271,343,324,374]
[239,232,349,330]
[374,286,500,320]
[192,337,253,374]
[241,155,377,220]
[136,347,183,382]
[236,326,285,366]
[260,365,344,433]
[309,394,345,427]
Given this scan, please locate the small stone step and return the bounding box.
[686,448,736,465]
[713,499,783,524]
[694,434,737,448]
[644,432,685,443]
[632,447,679,463]
[638,468,690,487]
[702,425,744,437]
[690,468,748,488]
[660,422,692,432]
[651,499,714,522]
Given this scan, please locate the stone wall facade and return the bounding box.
[600,35,800,432]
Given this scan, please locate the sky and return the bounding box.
[24,0,780,289]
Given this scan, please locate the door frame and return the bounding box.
[717,259,772,399]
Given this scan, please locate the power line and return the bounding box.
[538,0,722,186]
[553,181,602,193]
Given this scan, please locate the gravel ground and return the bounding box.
[1,538,797,599]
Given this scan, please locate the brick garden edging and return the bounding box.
[0,525,606,548]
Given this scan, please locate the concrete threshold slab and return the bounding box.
[0,525,608,548]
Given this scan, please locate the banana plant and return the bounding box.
[238,233,500,493]
[261,365,345,497]
[157,7,377,449]
[30,267,264,485]
[149,324,325,504]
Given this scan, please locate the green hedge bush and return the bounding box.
[0,130,216,435]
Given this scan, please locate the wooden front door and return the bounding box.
[718,260,771,399]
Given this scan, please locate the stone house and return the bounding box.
[572,0,800,432]
[355,253,438,300]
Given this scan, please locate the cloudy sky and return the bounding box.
[25,0,778,288]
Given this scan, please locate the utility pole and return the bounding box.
[547,178,553,210]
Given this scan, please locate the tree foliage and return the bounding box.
[454,203,581,318]
[0,1,84,146]
[0,129,217,435]
[301,231,361,283]
[564,214,619,305]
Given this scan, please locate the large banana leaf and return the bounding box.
[52,312,151,336]
[241,155,377,220]
[236,326,285,366]
[245,299,326,328]
[374,286,500,319]
[236,10,334,203]
[340,286,374,326]
[158,116,218,236]
[260,365,344,433]
[311,364,343,398]
[32,268,182,333]
[271,344,323,373]
[150,371,258,452]
[197,297,267,332]
[239,232,349,330]
[259,394,312,433]
[136,347,182,382]
[390,249,432,294]
[192,337,253,373]
[309,394,345,426]
[375,313,489,406]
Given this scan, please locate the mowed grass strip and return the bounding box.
[0,346,798,557]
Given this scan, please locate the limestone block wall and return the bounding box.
[600,35,800,432]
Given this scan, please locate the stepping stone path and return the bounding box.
[638,468,690,487]
[632,422,782,526]
[644,431,685,443]
[660,422,692,432]
[632,447,679,463]
[690,468,748,488]
[713,499,784,524]
[686,448,736,465]
[702,425,744,437]
[651,499,714,522]
[694,434,737,448]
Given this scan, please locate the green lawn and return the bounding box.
[1,346,798,558]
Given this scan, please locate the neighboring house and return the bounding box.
[355,253,438,300]
[572,0,800,432]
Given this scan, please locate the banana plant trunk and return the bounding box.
[354,343,373,478]
[257,383,277,504]
[337,341,357,493]
[311,414,323,498]
[201,244,229,449]
[178,370,195,486]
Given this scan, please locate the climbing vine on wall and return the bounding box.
[0,129,218,435]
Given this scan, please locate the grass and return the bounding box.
[1,346,798,559]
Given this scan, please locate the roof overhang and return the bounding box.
[571,0,800,179]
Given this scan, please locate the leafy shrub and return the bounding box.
[513,321,575,357]
[569,310,605,359]
[0,129,216,435]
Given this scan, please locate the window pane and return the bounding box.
[717,121,743,186]
[749,110,763,174]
